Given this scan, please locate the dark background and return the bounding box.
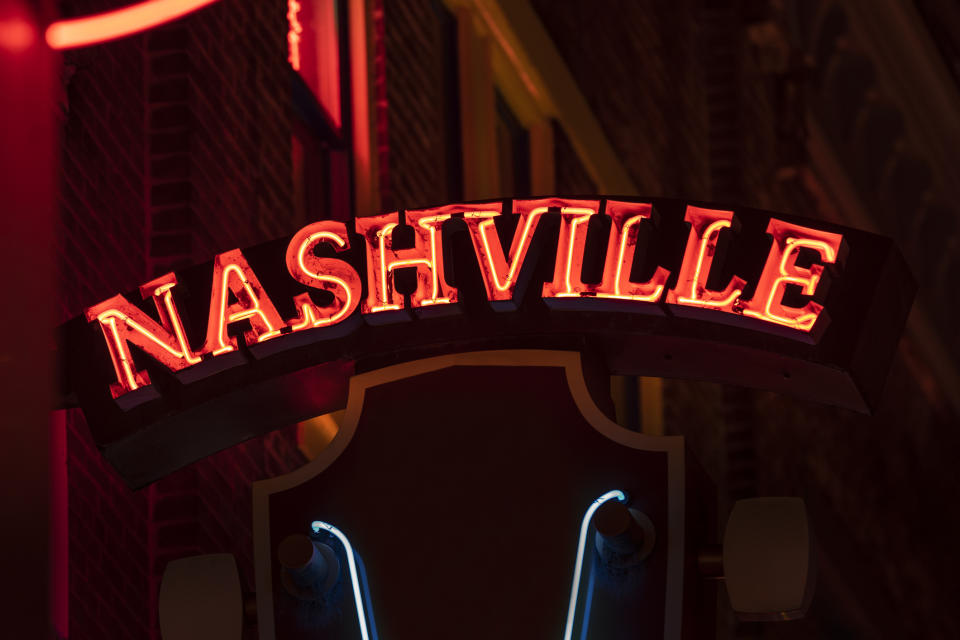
[5,0,959,638]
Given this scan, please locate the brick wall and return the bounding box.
[552,120,596,195]
[59,0,295,307]
[150,425,304,639]
[57,4,152,635]
[65,411,153,640]
[145,23,193,277]
[58,3,147,322]
[184,0,295,254]
[530,3,960,639]
[752,357,960,638]
[383,0,459,211]
[145,0,295,278]
[57,2,307,638]
[63,411,304,640]
[531,0,710,199]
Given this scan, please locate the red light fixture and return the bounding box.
[45,0,219,50]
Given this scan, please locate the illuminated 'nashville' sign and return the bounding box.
[60,196,914,486]
[86,197,845,404]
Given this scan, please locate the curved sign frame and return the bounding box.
[57,196,915,486]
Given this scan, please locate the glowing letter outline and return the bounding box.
[543,200,672,310]
[286,220,362,332]
[593,200,671,303]
[741,218,846,336]
[665,205,747,313]
[203,249,285,356]
[85,272,200,403]
[541,199,600,300]
[463,198,549,310]
[356,208,458,321]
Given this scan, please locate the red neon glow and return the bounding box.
[287,0,303,71]
[665,205,746,313]
[81,198,855,403]
[541,200,599,299]
[742,218,846,332]
[356,214,405,314]
[85,273,198,398]
[50,412,68,638]
[288,0,342,130]
[405,208,458,308]
[203,249,285,356]
[142,272,202,365]
[45,0,218,50]
[285,220,362,330]
[462,199,547,309]
[356,208,458,315]
[593,200,671,302]
[0,12,35,53]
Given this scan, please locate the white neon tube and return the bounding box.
[563,490,627,640]
[310,520,373,640]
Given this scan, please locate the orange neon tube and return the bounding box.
[45,0,219,49]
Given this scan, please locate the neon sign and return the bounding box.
[310,520,378,640]
[62,195,912,484]
[83,197,851,404]
[303,491,629,640]
[286,0,303,71]
[664,206,746,313]
[564,490,628,640]
[45,0,219,49]
[741,219,845,331]
[286,221,362,331]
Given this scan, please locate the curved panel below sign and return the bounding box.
[253,350,691,640]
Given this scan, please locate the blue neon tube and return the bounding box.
[310,520,375,640]
[562,490,628,640]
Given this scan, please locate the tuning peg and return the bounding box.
[159,553,243,640]
[278,533,340,601]
[703,497,815,621]
[593,500,656,566]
